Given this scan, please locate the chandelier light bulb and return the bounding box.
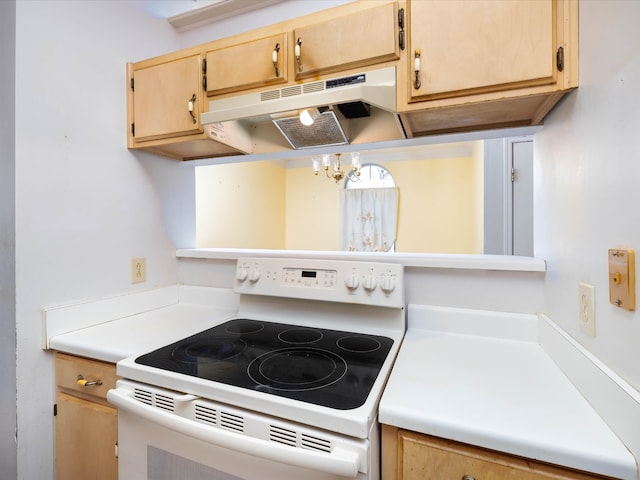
[322,154,331,170]
[351,152,361,173]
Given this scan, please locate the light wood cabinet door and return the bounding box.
[408,0,557,102]
[382,426,610,480]
[55,353,118,480]
[293,2,400,79]
[205,33,288,96]
[56,392,117,480]
[131,54,203,142]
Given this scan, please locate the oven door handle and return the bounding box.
[107,387,361,478]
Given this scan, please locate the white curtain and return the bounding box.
[340,187,399,252]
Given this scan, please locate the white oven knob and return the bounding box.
[381,276,396,293]
[236,268,248,282]
[345,272,359,290]
[363,274,377,292]
[248,268,261,283]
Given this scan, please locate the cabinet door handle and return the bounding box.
[413,50,422,90]
[272,43,281,77]
[188,94,196,124]
[295,37,303,72]
[398,8,405,50]
[76,374,102,387]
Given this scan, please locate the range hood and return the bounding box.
[201,66,406,153]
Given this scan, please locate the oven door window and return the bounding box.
[149,446,243,480]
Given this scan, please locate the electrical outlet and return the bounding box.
[578,282,595,337]
[131,257,147,284]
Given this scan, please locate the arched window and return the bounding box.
[343,163,396,189]
[340,164,398,252]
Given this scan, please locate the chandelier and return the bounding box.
[312,152,361,183]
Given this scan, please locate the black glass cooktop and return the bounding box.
[135,318,394,410]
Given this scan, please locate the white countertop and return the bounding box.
[379,305,637,479]
[44,288,637,479]
[49,303,237,363]
[45,285,239,363]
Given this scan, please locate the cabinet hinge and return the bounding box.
[511,167,516,182]
[130,77,134,91]
[398,8,405,51]
[556,46,564,72]
[131,123,135,137]
[53,404,57,417]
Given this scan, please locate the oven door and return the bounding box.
[108,381,375,480]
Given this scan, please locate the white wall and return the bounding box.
[7,0,639,477]
[0,1,17,478]
[535,0,640,393]
[13,1,194,478]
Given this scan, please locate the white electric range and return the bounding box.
[108,257,405,480]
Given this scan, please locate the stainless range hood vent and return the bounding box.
[201,67,404,152]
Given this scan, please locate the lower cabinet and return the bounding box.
[382,425,613,480]
[55,353,118,480]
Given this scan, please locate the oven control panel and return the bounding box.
[234,257,404,308]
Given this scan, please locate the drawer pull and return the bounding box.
[77,375,102,387]
[462,476,476,480]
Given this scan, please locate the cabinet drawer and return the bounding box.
[55,353,117,401]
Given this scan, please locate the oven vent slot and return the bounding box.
[132,388,175,412]
[269,425,297,447]
[194,404,218,425]
[193,403,244,432]
[301,434,332,453]
[154,393,175,412]
[220,411,244,432]
[268,426,333,453]
[133,388,153,406]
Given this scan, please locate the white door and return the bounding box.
[483,137,533,256]
[511,140,534,256]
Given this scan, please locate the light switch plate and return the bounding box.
[608,249,635,310]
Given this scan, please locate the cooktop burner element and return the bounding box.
[170,337,247,363]
[135,318,394,410]
[248,347,347,391]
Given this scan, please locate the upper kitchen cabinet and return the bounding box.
[292,2,400,79]
[127,51,251,161]
[204,33,289,97]
[130,54,203,142]
[398,0,578,136]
